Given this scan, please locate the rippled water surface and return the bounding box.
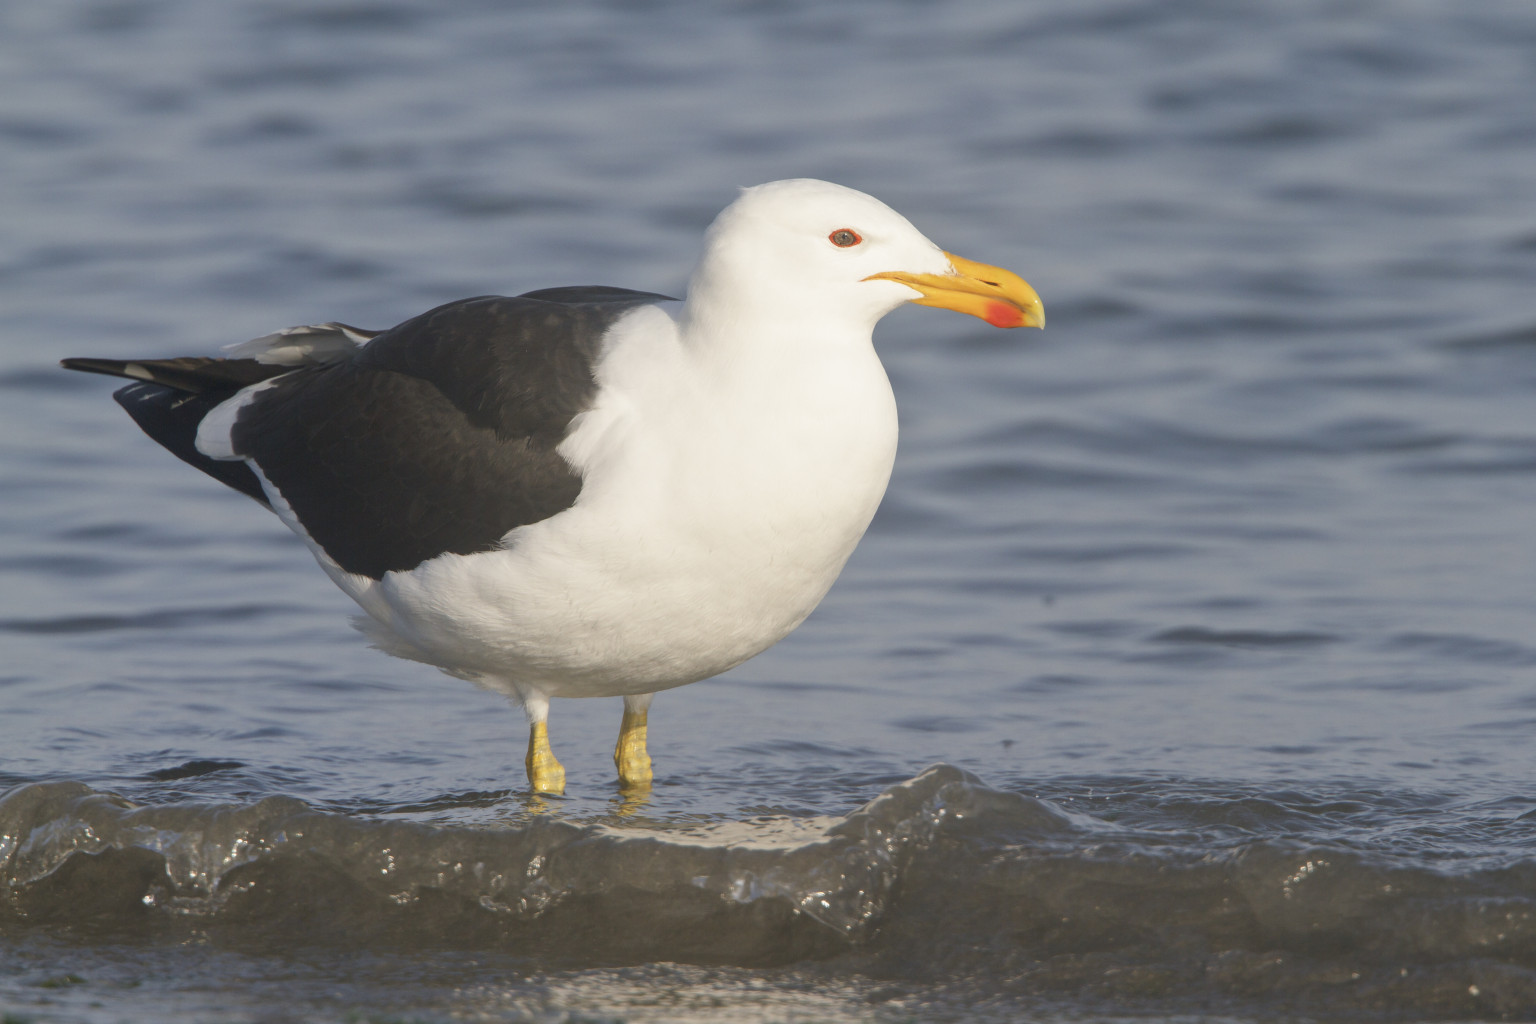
[4,1,1536,1021]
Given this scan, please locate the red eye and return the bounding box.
[829,228,862,248]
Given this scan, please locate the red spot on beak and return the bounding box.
[984,302,1026,328]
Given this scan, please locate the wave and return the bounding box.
[5,766,1536,1017]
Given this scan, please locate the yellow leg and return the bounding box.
[614,705,653,791]
[525,720,566,795]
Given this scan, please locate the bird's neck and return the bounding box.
[676,286,879,375]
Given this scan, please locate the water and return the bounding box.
[4,0,1536,1020]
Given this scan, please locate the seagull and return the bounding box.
[62,179,1044,795]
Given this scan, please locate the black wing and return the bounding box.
[64,288,673,580]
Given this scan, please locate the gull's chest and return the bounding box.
[594,344,899,586]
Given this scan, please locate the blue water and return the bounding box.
[4,1,1536,1021]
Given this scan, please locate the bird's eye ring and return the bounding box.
[829,229,862,248]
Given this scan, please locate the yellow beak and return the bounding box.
[865,252,1044,329]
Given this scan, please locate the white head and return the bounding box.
[682,179,1043,340]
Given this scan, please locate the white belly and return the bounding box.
[334,310,899,700]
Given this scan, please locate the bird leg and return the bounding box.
[614,693,654,790]
[525,720,566,795]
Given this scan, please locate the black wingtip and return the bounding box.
[62,355,289,393]
[60,356,132,378]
